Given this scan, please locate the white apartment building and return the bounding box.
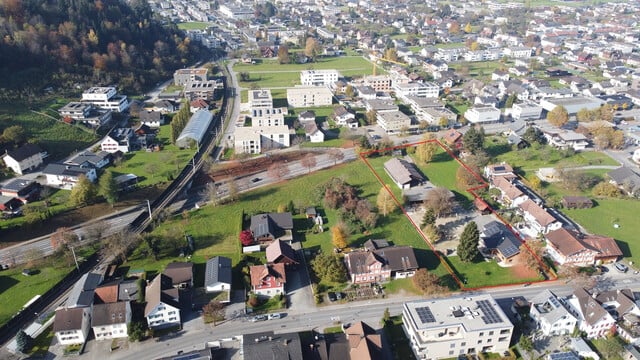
[530,290,578,336]
[234,125,291,154]
[464,106,501,124]
[218,4,254,19]
[511,102,542,121]
[251,107,286,127]
[81,87,129,112]
[249,89,274,109]
[53,307,91,346]
[403,295,514,360]
[376,110,412,133]
[300,69,339,86]
[503,47,532,58]
[91,302,131,340]
[287,86,333,107]
[393,81,439,99]
[58,102,112,127]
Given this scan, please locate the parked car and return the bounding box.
[615,263,628,273]
[250,314,268,322]
[598,266,609,273]
[335,292,344,300]
[327,292,337,302]
[268,313,282,320]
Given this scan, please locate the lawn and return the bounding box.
[28,326,54,356]
[111,124,196,187]
[444,256,541,288]
[176,22,212,30]
[234,56,374,88]
[0,264,74,326]
[565,198,640,264]
[384,316,417,360]
[0,102,97,160]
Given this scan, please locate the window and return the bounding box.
[461,342,466,347]
[450,343,455,348]
[500,329,510,334]
[479,332,484,336]
[488,331,494,335]
[477,340,482,344]
[449,350,454,356]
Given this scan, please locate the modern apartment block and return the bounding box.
[249,89,274,109]
[403,295,514,360]
[300,69,339,86]
[286,86,333,107]
[81,87,129,112]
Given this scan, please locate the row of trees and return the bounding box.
[170,101,191,144]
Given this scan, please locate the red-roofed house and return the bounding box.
[518,199,561,235]
[582,235,622,264]
[250,264,286,297]
[545,228,598,266]
[442,129,463,149]
[492,177,528,208]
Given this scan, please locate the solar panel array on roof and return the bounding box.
[476,299,503,324]
[494,166,505,171]
[499,240,520,259]
[416,306,436,323]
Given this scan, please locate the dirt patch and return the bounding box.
[509,253,540,280]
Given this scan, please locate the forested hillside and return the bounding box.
[0,0,206,98]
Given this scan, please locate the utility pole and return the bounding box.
[70,246,80,271]
[146,199,152,221]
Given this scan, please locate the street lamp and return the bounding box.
[146,199,152,221]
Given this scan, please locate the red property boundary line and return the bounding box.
[359,139,557,292]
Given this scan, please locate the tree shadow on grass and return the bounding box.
[430,151,453,163]
[414,248,441,271]
[0,276,19,294]
[239,188,278,203]
[485,142,512,158]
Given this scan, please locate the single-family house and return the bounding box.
[345,321,383,360]
[304,122,324,143]
[91,302,131,340]
[53,307,91,346]
[163,262,194,289]
[484,163,517,182]
[249,263,286,297]
[530,289,578,336]
[64,151,112,170]
[608,167,640,196]
[492,177,528,208]
[566,288,616,339]
[479,221,522,262]
[442,129,463,149]
[384,158,425,190]
[582,235,623,264]
[204,256,232,301]
[155,100,177,113]
[298,110,315,123]
[241,331,303,360]
[333,106,358,128]
[250,212,294,244]
[101,128,134,153]
[42,163,97,190]
[266,240,298,266]
[0,178,39,204]
[139,110,165,127]
[0,195,21,212]
[542,129,589,151]
[144,274,181,330]
[344,242,418,284]
[545,228,599,266]
[518,199,561,235]
[2,144,43,175]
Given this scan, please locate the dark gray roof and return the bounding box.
[384,158,425,187]
[608,167,640,191]
[363,239,389,251]
[42,163,94,177]
[242,331,303,360]
[205,256,232,287]
[118,280,139,302]
[5,144,41,162]
[67,272,103,308]
[1,178,35,192]
[65,151,111,167]
[140,110,162,123]
[156,348,224,360]
[53,307,87,332]
[481,221,521,259]
[92,302,128,326]
[250,212,293,239]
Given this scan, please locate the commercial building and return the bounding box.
[287,86,333,107]
[540,96,605,115]
[173,68,208,86]
[81,87,129,112]
[511,102,543,121]
[300,69,339,86]
[403,294,514,359]
[464,106,501,124]
[376,110,411,133]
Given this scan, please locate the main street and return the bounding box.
[77,273,640,360]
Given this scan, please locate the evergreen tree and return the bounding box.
[421,208,436,228]
[98,170,119,206]
[457,221,480,262]
[15,330,33,353]
[462,126,485,154]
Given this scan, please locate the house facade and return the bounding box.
[91,302,131,340]
[2,144,43,175]
[42,163,97,190]
[287,86,333,107]
[249,263,286,297]
[53,307,91,346]
[144,274,181,330]
[344,244,418,284]
[530,290,578,336]
[204,256,232,299]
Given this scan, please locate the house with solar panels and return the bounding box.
[403,294,514,359]
[204,256,232,302]
[479,221,522,263]
[529,289,578,336]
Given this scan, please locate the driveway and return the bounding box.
[286,245,315,314]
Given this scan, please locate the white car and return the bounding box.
[268,313,282,320]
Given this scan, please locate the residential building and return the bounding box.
[53,307,91,346]
[163,262,194,288]
[464,106,501,124]
[393,81,439,99]
[384,157,425,189]
[511,102,543,121]
[484,163,517,182]
[139,110,165,128]
[442,129,463,149]
[545,228,599,266]
[91,302,131,340]
[344,242,418,284]
[81,87,129,112]
[234,125,290,154]
[332,106,357,128]
[249,90,274,109]
[250,212,294,244]
[376,110,411,133]
[66,272,103,308]
[249,263,286,297]
[300,69,339,86]
[298,111,315,124]
[541,129,589,151]
[2,144,43,175]
[607,167,640,196]
[529,290,578,336]
[204,256,232,299]
[492,177,528,208]
[0,178,39,204]
[566,288,616,339]
[518,199,561,235]
[403,294,514,359]
[183,80,221,101]
[242,331,303,360]
[64,151,111,170]
[42,163,97,190]
[344,321,383,359]
[478,221,521,262]
[173,68,208,86]
[503,47,532,58]
[561,196,593,209]
[175,109,214,148]
[251,107,286,127]
[100,128,134,153]
[304,122,324,143]
[58,102,112,127]
[144,274,181,330]
[266,240,298,266]
[218,5,254,20]
[287,86,333,107]
[364,75,392,92]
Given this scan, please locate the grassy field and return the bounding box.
[111,124,196,187]
[445,257,541,287]
[565,199,640,264]
[235,56,374,88]
[0,103,97,160]
[176,22,212,30]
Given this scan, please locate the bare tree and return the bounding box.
[301,153,317,174]
[103,229,136,263]
[50,227,79,250]
[203,300,225,326]
[423,187,455,217]
[327,148,344,165]
[267,162,290,180]
[86,220,109,242]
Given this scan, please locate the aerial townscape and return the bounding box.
[3,0,640,359]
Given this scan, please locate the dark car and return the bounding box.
[251,177,261,183]
[599,266,609,273]
[327,292,337,302]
